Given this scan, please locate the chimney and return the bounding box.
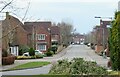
[6,12,10,19]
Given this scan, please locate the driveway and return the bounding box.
[1,45,109,75]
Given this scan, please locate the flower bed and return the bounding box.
[2,55,15,65]
[16,55,43,60]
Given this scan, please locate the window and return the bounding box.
[38,34,45,40]
[38,45,46,51]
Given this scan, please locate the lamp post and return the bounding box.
[95,16,112,20]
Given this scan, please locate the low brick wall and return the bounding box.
[2,56,15,65]
[95,45,103,53]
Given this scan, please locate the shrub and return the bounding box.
[16,56,31,60]
[2,55,15,65]
[35,54,43,58]
[19,45,30,55]
[49,58,108,75]
[45,51,53,57]
[52,42,58,45]
[29,48,35,56]
[109,11,120,70]
[49,59,70,74]
[30,56,36,59]
[51,45,58,54]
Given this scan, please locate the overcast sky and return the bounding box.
[1,0,120,34]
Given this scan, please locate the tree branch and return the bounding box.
[0,0,14,13]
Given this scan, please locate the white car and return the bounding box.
[35,50,44,55]
[22,50,43,56]
[22,52,30,56]
[87,43,91,46]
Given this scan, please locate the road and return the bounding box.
[60,45,108,67]
[1,45,109,75]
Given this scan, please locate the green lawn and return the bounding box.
[3,75,70,77]
[8,61,50,71]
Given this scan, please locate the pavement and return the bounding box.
[85,46,109,68]
[2,64,52,75]
[1,45,109,75]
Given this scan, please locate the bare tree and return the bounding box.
[1,1,30,54]
[58,22,73,46]
[0,0,14,13]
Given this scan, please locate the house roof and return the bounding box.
[51,26,60,35]
[22,25,33,34]
[2,14,27,32]
[24,22,51,32]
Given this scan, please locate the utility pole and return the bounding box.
[0,21,2,66]
[32,25,36,50]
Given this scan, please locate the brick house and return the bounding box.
[51,26,60,45]
[93,26,104,53]
[72,34,85,44]
[94,20,111,54]
[23,22,51,52]
[100,20,111,56]
[2,12,28,56]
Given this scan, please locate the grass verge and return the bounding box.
[7,61,50,71]
[108,71,120,75]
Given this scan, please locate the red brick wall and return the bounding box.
[35,26,51,52]
[16,26,28,46]
[51,35,60,42]
[2,14,28,51]
[9,15,28,46]
[95,45,103,53]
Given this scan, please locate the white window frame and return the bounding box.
[38,34,45,40]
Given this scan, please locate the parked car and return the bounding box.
[87,43,91,47]
[22,52,30,56]
[22,50,43,56]
[35,50,44,58]
[35,50,44,54]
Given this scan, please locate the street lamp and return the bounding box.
[95,16,112,20]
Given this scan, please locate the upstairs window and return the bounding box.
[38,34,45,40]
